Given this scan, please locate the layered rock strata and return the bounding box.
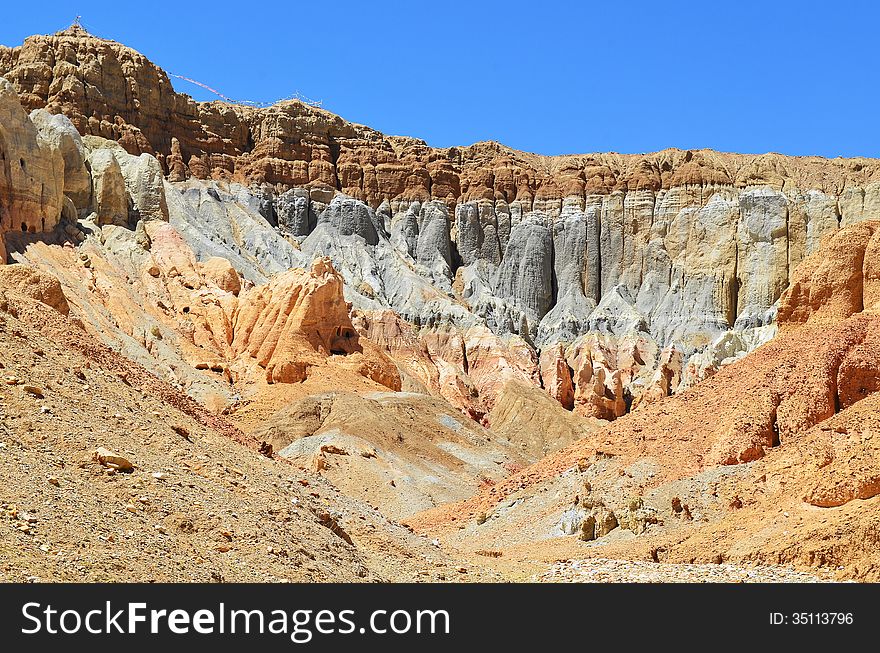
[4,27,880,418]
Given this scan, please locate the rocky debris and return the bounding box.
[0,305,503,584]
[22,384,44,398]
[536,559,834,583]
[256,390,524,520]
[592,507,619,538]
[617,497,661,535]
[134,219,152,249]
[171,425,191,441]
[558,494,620,542]
[314,510,353,546]
[3,503,38,535]
[578,514,598,542]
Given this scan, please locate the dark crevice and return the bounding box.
[730,237,740,327]
[770,407,780,448]
[548,231,558,315]
[460,338,469,375]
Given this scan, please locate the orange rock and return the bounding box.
[231,258,366,384]
[200,257,241,295]
[539,344,574,410]
[778,221,878,326]
[0,264,69,315]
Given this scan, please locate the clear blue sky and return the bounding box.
[1,0,877,158]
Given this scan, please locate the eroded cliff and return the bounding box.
[3,25,880,420]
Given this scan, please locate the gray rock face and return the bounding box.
[29,109,91,211]
[86,148,128,226]
[387,200,453,282]
[84,137,169,225]
[493,214,554,329]
[734,188,789,328]
[117,151,169,222]
[158,176,866,413]
[275,188,312,237]
[390,204,419,260]
[538,210,598,343]
[317,196,380,245]
[455,201,501,266]
[454,202,480,266]
[415,201,453,277]
[166,181,305,284]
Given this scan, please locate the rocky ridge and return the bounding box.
[4,27,880,419]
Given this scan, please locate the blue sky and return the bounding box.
[1,1,877,158]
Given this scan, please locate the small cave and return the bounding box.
[329,326,360,355]
[19,158,25,170]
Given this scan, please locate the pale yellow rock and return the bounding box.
[94,447,134,472]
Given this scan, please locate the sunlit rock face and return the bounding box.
[4,26,880,420]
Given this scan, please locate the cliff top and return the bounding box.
[2,29,880,201]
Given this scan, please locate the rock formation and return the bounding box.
[0,78,65,258]
[232,257,367,384]
[0,262,69,314]
[2,26,880,423]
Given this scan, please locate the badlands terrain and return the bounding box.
[0,25,878,582]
